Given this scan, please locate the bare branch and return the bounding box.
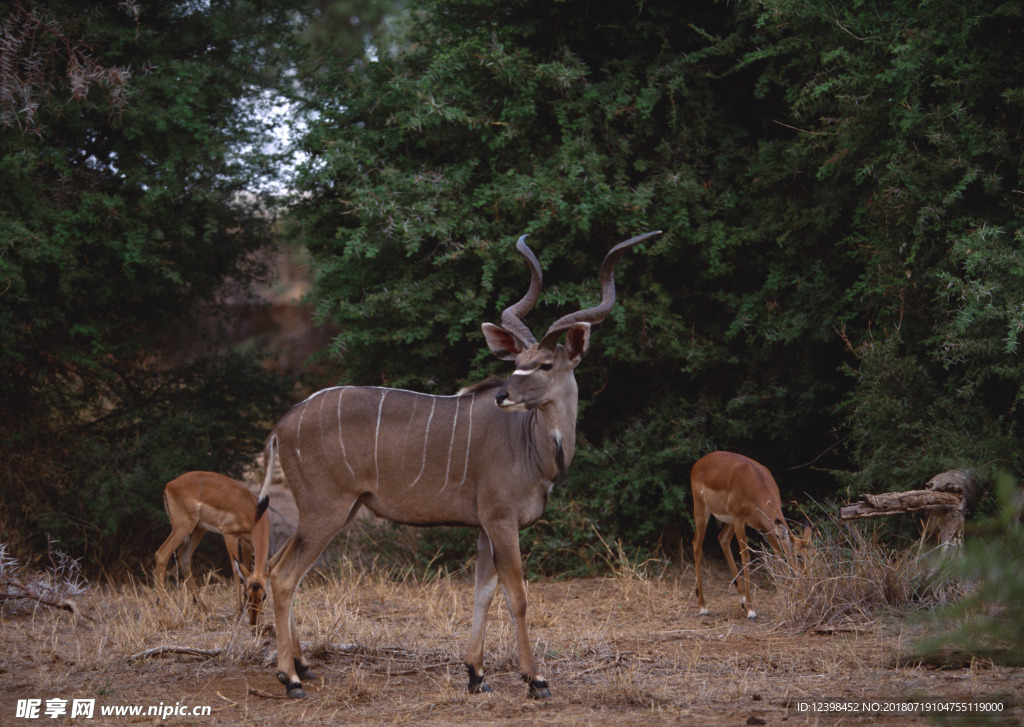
[0,1,132,131]
[127,646,222,661]
[0,543,91,620]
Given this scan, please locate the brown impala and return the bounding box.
[256,231,659,699]
[154,471,270,626]
[691,450,810,619]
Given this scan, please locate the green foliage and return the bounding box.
[6,0,1023,576]
[1,353,289,569]
[0,1,301,570]
[283,0,1024,570]
[287,0,834,559]
[915,474,1024,667]
[748,0,1024,493]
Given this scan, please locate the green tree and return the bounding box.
[915,474,1024,669]
[285,0,834,562]
[285,0,1024,566]
[747,0,1024,494]
[0,0,302,568]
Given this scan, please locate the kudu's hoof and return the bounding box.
[295,660,316,681]
[277,671,307,699]
[467,665,492,694]
[526,677,551,699]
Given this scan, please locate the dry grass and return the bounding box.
[2,545,1023,725]
[763,519,968,631]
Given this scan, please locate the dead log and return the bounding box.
[840,469,977,548]
[840,490,961,518]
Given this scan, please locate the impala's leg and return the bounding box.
[486,523,549,699]
[763,526,790,571]
[733,524,756,619]
[235,538,263,625]
[793,521,813,567]
[222,534,245,617]
[178,526,207,604]
[717,523,740,591]
[270,499,358,698]
[692,497,711,615]
[154,525,193,600]
[464,530,498,694]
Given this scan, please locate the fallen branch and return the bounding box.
[840,490,961,518]
[128,646,222,662]
[839,469,978,549]
[0,544,91,620]
[247,686,294,700]
[1,575,90,620]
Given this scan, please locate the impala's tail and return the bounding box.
[255,433,277,520]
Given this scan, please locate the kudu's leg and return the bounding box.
[270,502,356,698]
[269,535,320,698]
[485,523,550,699]
[465,530,499,694]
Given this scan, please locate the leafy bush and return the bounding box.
[914,474,1024,667]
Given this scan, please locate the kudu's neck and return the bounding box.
[527,379,579,480]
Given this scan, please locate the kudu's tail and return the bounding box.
[255,433,277,521]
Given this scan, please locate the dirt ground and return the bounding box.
[3,564,1022,726]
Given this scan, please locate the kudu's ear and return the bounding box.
[562,323,591,365]
[482,322,526,360]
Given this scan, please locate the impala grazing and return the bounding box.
[691,450,805,620]
[155,471,270,625]
[256,231,659,699]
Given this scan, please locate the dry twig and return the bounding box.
[0,543,91,620]
[128,646,222,661]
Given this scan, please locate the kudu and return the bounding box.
[155,471,270,626]
[691,451,809,619]
[256,231,660,699]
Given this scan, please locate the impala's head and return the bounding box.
[244,577,267,626]
[482,232,659,412]
[771,516,816,571]
[792,518,815,565]
[235,558,268,626]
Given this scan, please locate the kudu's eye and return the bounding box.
[539,363,554,371]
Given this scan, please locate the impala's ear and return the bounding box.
[234,543,252,578]
[233,558,252,579]
[563,323,591,365]
[482,322,524,360]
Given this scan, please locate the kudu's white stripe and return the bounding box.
[362,385,461,399]
[399,393,422,474]
[439,395,463,494]
[408,397,436,488]
[295,396,308,461]
[317,388,329,461]
[336,387,355,481]
[295,387,342,462]
[373,389,388,490]
[459,394,475,486]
